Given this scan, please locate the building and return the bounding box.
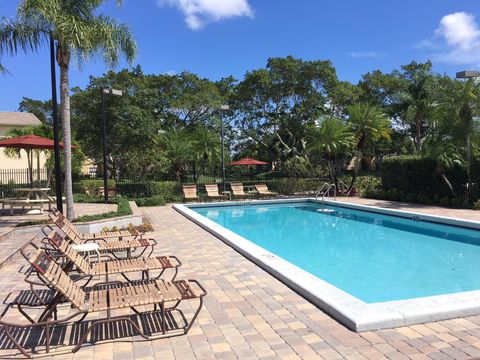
[0,112,47,170]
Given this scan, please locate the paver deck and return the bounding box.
[335,197,480,222]
[0,201,480,359]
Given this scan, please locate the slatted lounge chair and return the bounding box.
[0,248,206,357]
[230,182,254,198]
[44,222,156,259]
[204,184,224,199]
[49,211,156,258]
[255,184,278,197]
[182,184,199,201]
[50,208,142,240]
[41,230,181,281]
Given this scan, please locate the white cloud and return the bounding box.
[436,12,480,51]
[422,12,480,65]
[158,0,253,30]
[349,51,384,59]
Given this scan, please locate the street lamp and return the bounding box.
[455,70,480,203]
[101,88,123,203]
[220,104,230,191]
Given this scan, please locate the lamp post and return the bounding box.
[220,105,230,192]
[101,88,123,203]
[50,33,63,213]
[455,70,480,203]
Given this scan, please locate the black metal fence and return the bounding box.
[0,167,342,198]
[0,168,50,198]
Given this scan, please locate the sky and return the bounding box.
[1,0,480,111]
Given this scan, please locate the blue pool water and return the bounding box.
[193,201,480,303]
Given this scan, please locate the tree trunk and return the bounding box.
[347,151,361,193]
[27,149,33,187]
[59,60,75,220]
[36,151,40,186]
[441,173,457,198]
[466,133,472,203]
[415,115,421,154]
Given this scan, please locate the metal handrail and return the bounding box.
[321,184,336,204]
[315,183,337,206]
[315,182,330,200]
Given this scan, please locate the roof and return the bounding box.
[228,157,269,166]
[0,112,42,127]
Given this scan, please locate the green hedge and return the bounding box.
[148,181,182,202]
[363,155,480,207]
[135,195,167,207]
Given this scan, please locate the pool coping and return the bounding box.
[173,198,480,332]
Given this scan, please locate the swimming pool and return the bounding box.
[174,199,480,331]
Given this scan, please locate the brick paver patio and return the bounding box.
[0,201,480,359]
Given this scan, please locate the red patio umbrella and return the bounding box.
[228,157,269,166]
[0,134,73,187]
[0,134,68,149]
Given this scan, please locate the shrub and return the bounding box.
[148,181,182,202]
[372,155,480,208]
[282,158,312,179]
[340,175,381,196]
[474,200,480,210]
[135,195,167,207]
[73,179,116,195]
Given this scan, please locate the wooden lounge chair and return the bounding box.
[49,211,156,258]
[230,182,254,198]
[41,230,181,281]
[0,248,206,357]
[255,184,278,197]
[204,184,224,200]
[50,208,142,240]
[42,224,156,259]
[182,184,199,202]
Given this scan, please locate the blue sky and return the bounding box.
[1,0,480,111]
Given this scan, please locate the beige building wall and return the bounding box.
[0,125,48,170]
[0,113,48,184]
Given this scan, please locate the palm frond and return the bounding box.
[90,15,137,68]
[0,16,48,55]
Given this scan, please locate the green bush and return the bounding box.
[73,179,116,195]
[365,155,480,208]
[148,181,182,202]
[474,200,480,210]
[135,195,167,207]
[339,175,381,196]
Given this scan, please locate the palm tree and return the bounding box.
[307,116,352,189]
[191,126,220,181]
[0,0,136,219]
[456,79,478,202]
[161,129,194,182]
[347,103,391,192]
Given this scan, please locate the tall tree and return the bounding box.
[160,128,194,182]
[347,103,391,191]
[307,116,353,189]
[234,56,339,161]
[18,97,53,123]
[190,125,221,179]
[0,0,136,219]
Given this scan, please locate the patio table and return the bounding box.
[10,188,53,215]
